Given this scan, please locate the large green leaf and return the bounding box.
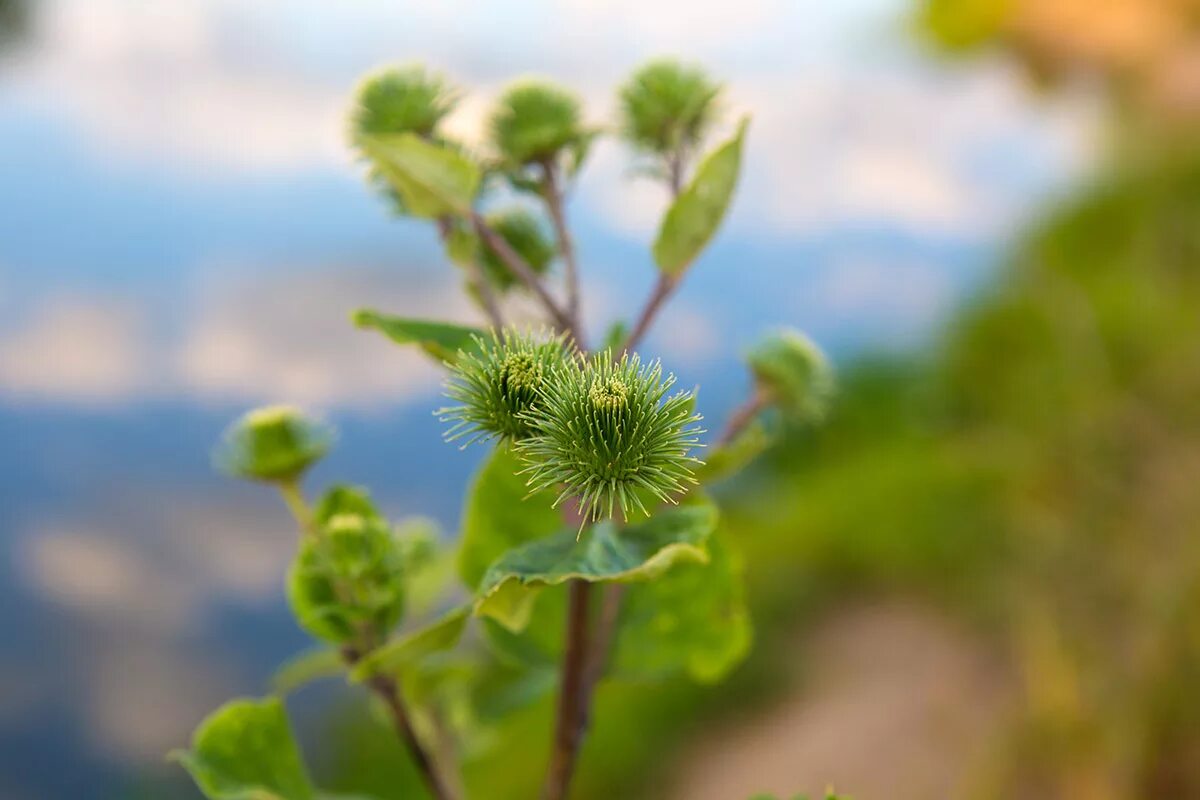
[350,606,470,681]
[652,117,748,277]
[352,310,484,363]
[612,527,751,684]
[358,133,480,218]
[474,503,718,630]
[457,445,561,589]
[271,647,344,695]
[171,696,315,800]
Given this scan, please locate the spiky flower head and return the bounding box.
[518,351,704,524]
[489,80,587,166]
[287,485,406,643]
[213,405,334,483]
[619,58,721,155]
[479,208,556,291]
[438,328,571,446]
[746,328,834,422]
[351,65,458,141]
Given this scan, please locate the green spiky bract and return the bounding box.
[438,328,571,446]
[213,405,334,483]
[479,208,556,291]
[351,65,458,140]
[518,350,704,525]
[489,81,586,166]
[619,58,721,157]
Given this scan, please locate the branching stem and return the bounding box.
[438,216,504,330]
[471,212,581,344]
[541,160,582,326]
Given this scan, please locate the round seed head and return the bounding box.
[518,351,705,523]
[351,65,458,140]
[213,405,334,483]
[746,328,834,421]
[438,328,571,446]
[479,208,556,291]
[489,81,586,166]
[287,504,406,644]
[618,58,721,155]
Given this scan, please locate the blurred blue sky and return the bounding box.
[0,1,1098,797]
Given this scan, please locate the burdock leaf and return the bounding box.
[612,528,751,683]
[474,503,718,631]
[352,310,484,363]
[358,133,480,218]
[652,117,748,277]
[170,697,316,800]
[350,606,470,681]
[271,647,344,695]
[458,445,561,589]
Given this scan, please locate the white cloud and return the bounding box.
[0,266,486,407]
[20,499,298,635]
[175,266,476,406]
[0,295,154,403]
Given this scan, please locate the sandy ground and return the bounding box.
[666,601,1012,800]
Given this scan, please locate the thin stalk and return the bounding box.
[716,388,770,447]
[438,216,503,330]
[472,212,580,343]
[277,479,312,534]
[542,578,592,800]
[623,273,677,355]
[541,160,582,324]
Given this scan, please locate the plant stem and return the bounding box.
[541,160,582,325]
[277,479,312,534]
[716,388,770,447]
[345,644,460,800]
[471,212,580,344]
[623,273,677,354]
[542,578,592,800]
[438,216,504,330]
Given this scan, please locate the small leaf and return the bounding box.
[613,528,751,683]
[695,418,774,483]
[271,647,344,695]
[474,503,718,631]
[350,606,470,681]
[171,697,315,800]
[358,133,480,218]
[458,445,561,589]
[602,319,629,352]
[352,310,484,363]
[652,117,748,277]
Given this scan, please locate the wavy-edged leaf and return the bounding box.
[352,310,484,363]
[271,647,344,695]
[358,133,480,218]
[652,117,748,277]
[695,418,774,484]
[351,606,470,682]
[613,527,751,683]
[458,445,560,589]
[475,503,718,630]
[171,696,315,800]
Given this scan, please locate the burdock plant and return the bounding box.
[177,57,834,800]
